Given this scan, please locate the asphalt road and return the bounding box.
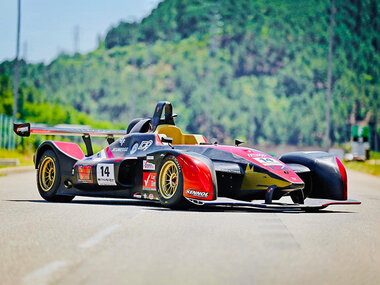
[0,170,379,285]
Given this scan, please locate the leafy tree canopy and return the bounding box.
[1,0,378,146]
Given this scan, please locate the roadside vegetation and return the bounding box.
[1,0,378,147]
[0,148,33,169]
[344,151,380,177]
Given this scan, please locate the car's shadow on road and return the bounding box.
[6,199,357,214]
[7,198,162,208]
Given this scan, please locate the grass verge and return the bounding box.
[0,149,34,169]
[344,160,380,177]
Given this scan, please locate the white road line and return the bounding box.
[79,224,121,249]
[23,260,67,285]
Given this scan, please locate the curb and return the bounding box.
[0,166,35,175]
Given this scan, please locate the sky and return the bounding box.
[0,0,162,64]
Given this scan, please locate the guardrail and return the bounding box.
[0,114,16,150]
[0,158,20,166]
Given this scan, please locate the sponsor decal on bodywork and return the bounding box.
[133,193,142,199]
[77,165,93,183]
[17,126,29,134]
[96,163,116,185]
[130,143,139,154]
[93,149,107,161]
[143,160,155,170]
[112,147,128,153]
[247,153,268,158]
[186,189,209,198]
[138,140,153,151]
[130,140,153,154]
[142,172,156,190]
[254,157,283,166]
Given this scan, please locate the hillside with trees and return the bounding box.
[0,0,378,146]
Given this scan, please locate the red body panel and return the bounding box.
[52,141,84,160]
[177,154,214,200]
[336,158,348,200]
[143,172,157,190]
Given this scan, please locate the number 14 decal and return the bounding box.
[100,165,110,177]
[97,163,116,186]
[254,157,283,166]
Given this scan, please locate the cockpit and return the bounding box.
[126,101,207,145]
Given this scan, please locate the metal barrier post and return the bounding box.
[7,115,11,149]
[0,114,18,150]
[0,114,3,148]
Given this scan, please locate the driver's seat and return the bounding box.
[155,125,207,145]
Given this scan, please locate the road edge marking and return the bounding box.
[23,260,67,285]
[78,224,121,249]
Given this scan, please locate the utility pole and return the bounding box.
[130,23,136,120]
[205,10,220,138]
[22,41,27,61]
[324,0,335,151]
[13,0,21,122]
[147,41,153,109]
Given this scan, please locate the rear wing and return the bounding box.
[14,123,126,138]
[14,123,126,156]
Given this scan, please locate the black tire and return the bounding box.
[290,189,305,204]
[156,155,190,209]
[36,149,74,202]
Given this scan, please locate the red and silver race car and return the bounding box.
[14,101,360,211]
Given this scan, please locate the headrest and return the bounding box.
[127,118,143,134]
[129,118,152,134]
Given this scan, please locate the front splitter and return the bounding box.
[191,198,361,211]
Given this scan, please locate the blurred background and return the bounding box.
[0,0,379,173]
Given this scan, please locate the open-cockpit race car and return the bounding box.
[14,101,360,211]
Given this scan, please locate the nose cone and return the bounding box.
[205,145,305,190]
[280,168,304,184]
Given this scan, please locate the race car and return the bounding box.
[14,101,360,211]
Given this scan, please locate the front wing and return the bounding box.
[196,198,361,211]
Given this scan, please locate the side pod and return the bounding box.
[279,151,347,200]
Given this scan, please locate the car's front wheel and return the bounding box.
[37,149,74,202]
[156,155,190,209]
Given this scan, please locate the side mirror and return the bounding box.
[161,136,173,144]
[235,139,244,146]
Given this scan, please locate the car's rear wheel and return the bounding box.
[156,155,190,209]
[37,149,74,202]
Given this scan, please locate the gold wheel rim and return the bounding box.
[39,157,56,192]
[159,161,179,199]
